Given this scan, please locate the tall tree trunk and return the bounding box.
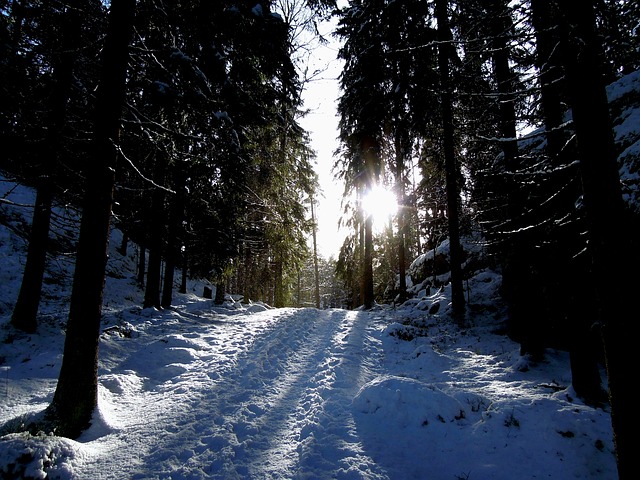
[310,197,321,308]
[531,0,566,158]
[143,149,168,309]
[11,4,81,333]
[484,0,518,163]
[179,247,187,294]
[356,196,364,308]
[161,160,184,308]
[361,135,378,310]
[394,132,407,303]
[161,253,175,308]
[274,255,284,307]
[559,2,632,478]
[362,212,374,309]
[531,0,604,404]
[435,0,465,321]
[137,243,146,287]
[11,184,53,333]
[47,0,135,439]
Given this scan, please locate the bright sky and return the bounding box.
[299,39,346,259]
[299,2,402,259]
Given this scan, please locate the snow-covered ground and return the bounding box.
[0,176,617,480]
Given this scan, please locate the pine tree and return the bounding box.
[558,2,635,477]
[47,0,135,439]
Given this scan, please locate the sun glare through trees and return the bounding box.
[362,185,398,233]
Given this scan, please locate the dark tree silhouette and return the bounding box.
[558,2,634,478]
[46,0,135,439]
[10,3,90,333]
[435,0,465,320]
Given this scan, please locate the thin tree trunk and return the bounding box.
[161,160,184,308]
[394,133,407,302]
[179,248,187,294]
[143,149,168,309]
[11,184,53,333]
[274,255,284,307]
[11,4,81,333]
[435,0,465,321]
[161,254,175,308]
[363,213,374,309]
[356,196,364,308]
[361,136,378,310]
[47,0,135,439]
[137,243,146,287]
[531,0,566,158]
[311,197,321,308]
[484,0,518,163]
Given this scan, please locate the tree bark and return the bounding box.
[435,0,465,321]
[179,247,187,294]
[47,0,135,439]
[274,255,284,307]
[143,149,168,309]
[362,212,374,309]
[559,2,632,478]
[310,197,321,308]
[11,4,81,333]
[394,132,407,302]
[161,161,184,308]
[530,0,604,405]
[484,0,518,163]
[137,243,146,287]
[11,183,53,333]
[531,0,566,158]
[361,135,378,310]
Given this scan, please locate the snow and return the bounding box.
[5,59,640,480]
[0,176,618,479]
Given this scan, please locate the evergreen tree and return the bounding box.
[11,3,83,332]
[47,0,135,438]
[435,0,465,320]
[7,1,104,332]
[335,0,395,309]
[558,2,636,476]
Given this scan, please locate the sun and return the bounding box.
[362,184,398,231]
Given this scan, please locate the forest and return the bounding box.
[1,0,639,478]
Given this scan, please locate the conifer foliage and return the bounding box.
[1,0,330,436]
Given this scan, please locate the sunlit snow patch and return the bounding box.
[353,375,465,428]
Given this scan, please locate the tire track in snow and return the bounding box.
[201,307,388,479]
[77,307,285,479]
[75,307,390,479]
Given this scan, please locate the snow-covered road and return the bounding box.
[0,291,618,480]
[79,305,390,479]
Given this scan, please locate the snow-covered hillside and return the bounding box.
[0,174,617,479]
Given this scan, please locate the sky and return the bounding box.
[299,9,348,259]
[1,42,639,480]
[0,174,620,479]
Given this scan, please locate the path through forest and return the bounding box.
[76,306,391,479]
